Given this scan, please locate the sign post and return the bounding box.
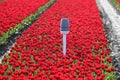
[60,18,69,56]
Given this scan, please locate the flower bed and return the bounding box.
[0,0,48,36]
[0,0,56,45]
[0,0,117,79]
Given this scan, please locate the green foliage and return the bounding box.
[110,0,120,10]
[33,68,39,76]
[105,72,117,80]
[4,64,12,76]
[0,0,4,2]
[30,55,37,64]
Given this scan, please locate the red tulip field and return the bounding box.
[0,0,117,80]
[0,0,48,36]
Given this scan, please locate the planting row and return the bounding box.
[0,0,48,36]
[0,0,117,80]
[0,0,56,45]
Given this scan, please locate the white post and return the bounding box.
[63,34,67,56]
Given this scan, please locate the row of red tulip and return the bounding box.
[0,0,116,79]
[0,0,48,36]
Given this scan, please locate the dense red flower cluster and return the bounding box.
[0,0,114,79]
[0,0,48,36]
